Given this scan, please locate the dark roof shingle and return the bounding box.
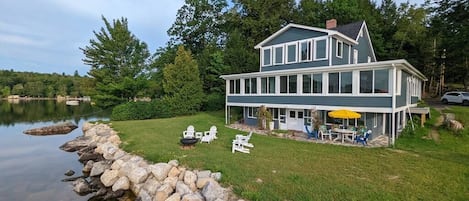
[332,21,364,40]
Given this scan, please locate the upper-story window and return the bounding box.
[315,38,327,60]
[261,76,276,94]
[359,69,389,94]
[244,78,257,94]
[274,45,284,65]
[262,48,272,66]
[299,40,312,62]
[286,42,297,64]
[336,40,343,58]
[229,79,241,94]
[328,72,352,94]
[280,75,297,94]
[302,73,322,94]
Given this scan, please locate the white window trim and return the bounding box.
[286,42,298,64]
[336,40,343,58]
[373,113,378,128]
[358,68,391,95]
[273,45,284,65]
[314,37,328,61]
[247,107,257,119]
[261,47,272,67]
[395,69,402,95]
[299,39,312,62]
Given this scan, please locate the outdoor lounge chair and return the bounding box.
[318,125,333,141]
[183,125,195,138]
[305,125,318,139]
[200,126,217,143]
[235,131,254,147]
[355,130,371,146]
[232,139,250,153]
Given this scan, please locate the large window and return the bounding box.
[328,73,339,93]
[261,76,276,94]
[229,79,240,94]
[302,73,322,93]
[247,107,258,118]
[313,74,322,93]
[262,48,272,66]
[374,69,388,93]
[286,43,297,63]
[274,45,284,65]
[300,40,312,62]
[315,39,327,60]
[336,40,343,58]
[280,75,297,94]
[360,69,389,94]
[244,78,257,94]
[341,72,352,93]
[329,72,352,94]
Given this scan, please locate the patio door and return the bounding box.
[287,109,304,131]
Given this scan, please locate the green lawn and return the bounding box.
[111,109,469,201]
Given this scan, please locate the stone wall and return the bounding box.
[60,122,238,201]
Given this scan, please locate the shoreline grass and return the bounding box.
[112,110,469,201]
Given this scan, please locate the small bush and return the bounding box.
[111,101,155,121]
[201,93,225,111]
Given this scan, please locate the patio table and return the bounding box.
[332,128,356,143]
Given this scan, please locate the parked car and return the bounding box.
[440,91,469,105]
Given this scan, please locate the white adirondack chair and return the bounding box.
[200,126,217,143]
[182,125,195,138]
[235,131,254,148]
[232,139,250,153]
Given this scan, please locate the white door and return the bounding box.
[279,108,287,130]
[287,110,304,131]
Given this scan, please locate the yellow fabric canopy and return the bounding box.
[328,109,361,119]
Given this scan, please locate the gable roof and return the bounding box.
[254,23,358,49]
[331,21,364,40]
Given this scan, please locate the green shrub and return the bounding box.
[201,93,225,111]
[111,99,180,121]
[111,101,155,121]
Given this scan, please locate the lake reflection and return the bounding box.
[0,100,109,201]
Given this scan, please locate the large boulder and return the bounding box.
[90,161,111,177]
[100,169,120,187]
[150,163,172,181]
[201,181,226,201]
[176,181,192,196]
[128,167,149,184]
[72,178,92,195]
[23,121,78,135]
[143,177,162,195]
[112,176,130,191]
[60,136,92,152]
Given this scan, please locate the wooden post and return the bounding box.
[421,114,426,127]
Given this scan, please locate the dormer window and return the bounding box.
[274,45,284,65]
[336,40,343,58]
[315,38,328,60]
[299,40,312,62]
[286,42,297,64]
[262,47,272,66]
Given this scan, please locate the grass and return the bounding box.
[111,110,469,201]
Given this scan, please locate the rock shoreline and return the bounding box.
[60,122,238,201]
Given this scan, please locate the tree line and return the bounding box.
[0,70,95,98]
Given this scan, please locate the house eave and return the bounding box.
[254,23,358,49]
[220,59,427,81]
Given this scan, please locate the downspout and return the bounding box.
[225,79,229,125]
[391,64,397,146]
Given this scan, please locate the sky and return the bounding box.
[0,0,184,76]
[0,0,425,76]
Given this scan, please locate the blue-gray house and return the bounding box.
[220,19,427,145]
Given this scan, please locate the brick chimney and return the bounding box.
[326,19,337,29]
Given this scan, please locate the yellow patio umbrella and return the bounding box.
[328,109,361,119]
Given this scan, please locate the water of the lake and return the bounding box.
[0,100,110,201]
